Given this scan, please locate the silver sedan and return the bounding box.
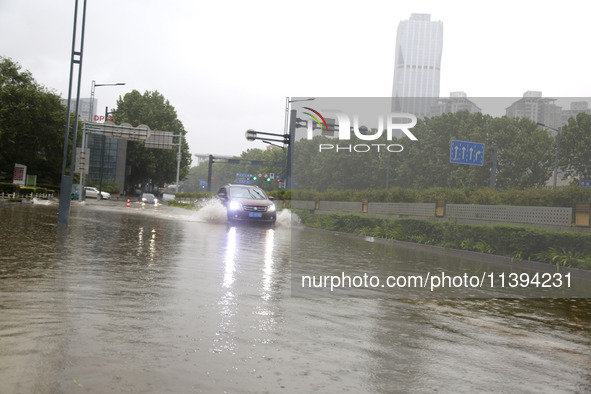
[84,186,111,200]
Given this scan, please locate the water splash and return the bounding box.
[186,197,302,227]
[192,198,228,223]
[31,198,53,205]
[177,197,302,227]
[275,209,301,228]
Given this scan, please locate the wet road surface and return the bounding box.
[1,200,590,393]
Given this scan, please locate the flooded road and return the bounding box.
[1,201,590,393]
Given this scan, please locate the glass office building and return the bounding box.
[86,134,118,186]
[61,97,128,195]
[392,13,443,117]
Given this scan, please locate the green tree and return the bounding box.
[113,90,191,192]
[292,111,554,192]
[241,147,285,191]
[182,161,210,193]
[211,148,285,191]
[395,113,492,188]
[559,113,591,180]
[0,57,68,185]
[180,147,287,193]
[395,112,553,189]
[293,133,387,191]
[489,116,554,189]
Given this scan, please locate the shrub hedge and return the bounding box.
[167,200,195,209]
[174,185,591,207]
[296,210,591,270]
[0,183,21,193]
[292,184,591,207]
[19,186,55,194]
[0,184,55,195]
[175,192,215,200]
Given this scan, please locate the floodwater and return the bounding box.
[1,200,590,393]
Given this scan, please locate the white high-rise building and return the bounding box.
[431,92,481,116]
[392,13,444,117]
[505,91,562,132]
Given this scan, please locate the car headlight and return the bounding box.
[142,198,147,202]
[268,203,276,212]
[229,201,242,211]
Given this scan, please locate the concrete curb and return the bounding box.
[304,226,591,280]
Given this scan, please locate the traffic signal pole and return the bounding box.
[207,155,213,192]
[244,108,296,190]
[286,109,296,189]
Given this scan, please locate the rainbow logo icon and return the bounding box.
[303,107,329,134]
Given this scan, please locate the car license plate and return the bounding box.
[249,212,263,218]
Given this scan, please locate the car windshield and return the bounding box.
[229,187,267,200]
[143,194,154,198]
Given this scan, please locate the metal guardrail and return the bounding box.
[293,200,587,229]
[0,192,55,200]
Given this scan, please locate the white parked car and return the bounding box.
[84,186,111,200]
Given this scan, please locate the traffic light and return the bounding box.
[253,176,258,181]
[266,177,271,182]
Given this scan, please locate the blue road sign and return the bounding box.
[450,140,485,166]
[199,179,208,187]
[235,173,253,184]
[580,180,591,187]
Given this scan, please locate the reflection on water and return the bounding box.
[262,229,275,301]
[216,226,237,354]
[292,229,591,298]
[223,226,237,289]
[0,203,590,393]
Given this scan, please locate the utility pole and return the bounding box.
[552,128,562,188]
[175,134,181,192]
[489,144,498,188]
[537,123,562,189]
[207,155,214,192]
[58,0,87,227]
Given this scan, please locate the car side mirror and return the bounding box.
[268,196,275,201]
[217,193,226,200]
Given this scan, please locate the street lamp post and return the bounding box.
[98,106,114,197]
[537,123,561,188]
[79,81,125,200]
[553,130,561,189]
[89,81,125,122]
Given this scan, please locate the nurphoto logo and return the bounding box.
[302,108,418,153]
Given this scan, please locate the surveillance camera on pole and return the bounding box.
[244,129,286,145]
[245,129,257,141]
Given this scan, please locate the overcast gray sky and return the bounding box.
[1,0,589,158]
